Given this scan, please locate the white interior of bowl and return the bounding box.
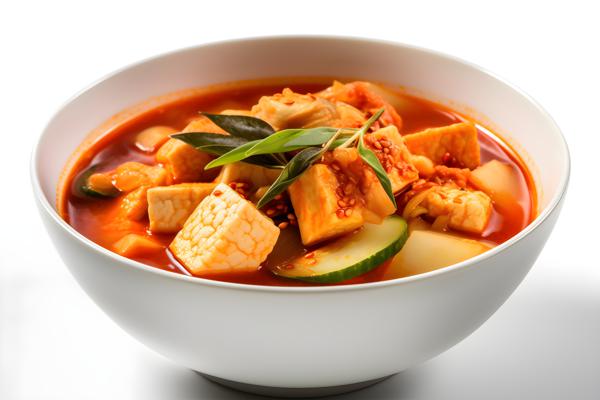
[32,36,569,284]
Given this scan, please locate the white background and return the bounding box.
[1,1,599,399]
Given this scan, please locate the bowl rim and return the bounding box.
[30,34,571,293]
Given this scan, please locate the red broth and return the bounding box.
[59,80,536,286]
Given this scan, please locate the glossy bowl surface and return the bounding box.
[32,36,569,389]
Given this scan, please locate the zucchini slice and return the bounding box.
[271,216,408,283]
[73,165,120,199]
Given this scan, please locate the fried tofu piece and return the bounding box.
[156,139,213,183]
[407,185,492,234]
[214,162,281,189]
[113,162,169,192]
[364,126,419,193]
[147,183,216,233]
[403,122,481,169]
[120,186,149,220]
[113,234,163,257]
[170,183,280,275]
[288,164,365,246]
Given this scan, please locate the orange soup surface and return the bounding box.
[60,80,536,286]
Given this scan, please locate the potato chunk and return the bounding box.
[404,122,480,169]
[470,160,525,212]
[288,164,365,246]
[364,126,419,193]
[170,183,280,275]
[147,183,216,233]
[120,186,149,220]
[384,230,492,279]
[113,234,163,257]
[156,139,212,183]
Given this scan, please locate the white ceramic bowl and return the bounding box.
[32,37,569,396]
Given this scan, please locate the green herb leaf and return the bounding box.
[256,147,323,208]
[204,140,261,169]
[171,132,249,154]
[248,127,352,156]
[202,113,274,140]
[171,133,283,169]
[356,110,397,208]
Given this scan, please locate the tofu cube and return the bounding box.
[364,126,419,193]
[147,183,216,233]
[170,183,280,275]
[288,164,364,246]
[113,234,163,257]
[404,122,481,169]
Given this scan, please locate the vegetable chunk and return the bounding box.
[147,183,216,233]
[404,122,481,169]
[113,162,169,192]
[120,186,149,220]
[384,230,491,279]
[113,234,163,257]
[170,183,280,275]
[156,139,213,183]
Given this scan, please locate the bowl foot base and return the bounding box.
[197,372,393,398]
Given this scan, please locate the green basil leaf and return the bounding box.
[204,140,261,169]
[171,133,283,169]
[358,135,397,208]
[256,147,323,208]
[171,132,249,154]
[202,113,274,140]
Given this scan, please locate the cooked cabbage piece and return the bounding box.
[404,184,492,234]
[251,88,365,130]
[170,183,280,275]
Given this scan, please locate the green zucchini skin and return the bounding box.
[273,216,408,284]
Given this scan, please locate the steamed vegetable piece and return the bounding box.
[272,216,408,283]
[383,230,492,279]
[73,165,119,198]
